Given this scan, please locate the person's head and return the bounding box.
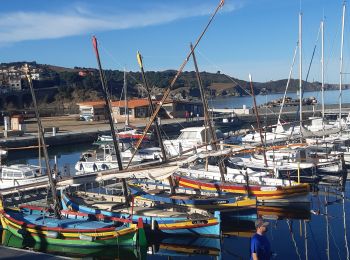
[255,218,269,234]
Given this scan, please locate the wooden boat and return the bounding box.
[0,228,142,259]
[174,173,310,204]
[61,191,221,237]
[128,180,256,210]
[0,201,146,248]
[0,64,147,249]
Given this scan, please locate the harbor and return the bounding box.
[2,1,350,259]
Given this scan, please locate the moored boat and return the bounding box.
[61,191,221,237]
[174,173,310,204]
[0,164,47,189]
[128,180,256,210]
[0,201,146,248]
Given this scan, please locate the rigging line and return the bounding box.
[98,42,144,87]
[324,7,341,81]
[277,42,299,125]
[306,222,323,260]
[291,22,321,136]
[195,49,252,97]
[329,222,342,260]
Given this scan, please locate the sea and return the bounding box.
[1,89,350,259]
[208,88,350,109]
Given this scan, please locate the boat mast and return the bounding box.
[249,74,268,167]
[339,2,346,129]
[136,51,167,162]
[24,64,61,218]
[125,0,225,168]
[321,20,325,122]
[92,36,129,205]
[124,68,129,126]
[299,12,303,140]
[191,43,226,181]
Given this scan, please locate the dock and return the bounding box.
[0,115,239,149]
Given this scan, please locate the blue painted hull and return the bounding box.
[61,193,220,237]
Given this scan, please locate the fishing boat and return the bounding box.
[174,173,310,204]
[0,164,47,189]
[0,64,146,249]
[61,191,221,237]
[75,144,162,173]
[128,179,256,210]
[0,202,145,247]
[98,126,153,143]
[0,226,143,259]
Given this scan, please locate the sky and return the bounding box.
[0,0,350,84]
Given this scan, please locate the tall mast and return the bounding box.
[321,20,325,121]
[24,64,61,218]
[92,36,129,205]
[125,0,225,168]
[191,43,226,181]
[339,2,346,129]
[136,51,167,162]
[249,74,268,167]
[299,12,303,137]
[124,68,129,126]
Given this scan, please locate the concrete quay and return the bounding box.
[0,115,233,149]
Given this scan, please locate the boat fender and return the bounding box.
[101,164,108,170]
[79,234,94,242]
[79,163,84,171]
[93,163,98,171]
[47,231,59,238]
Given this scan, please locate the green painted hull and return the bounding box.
[1,229,143,259]
[5,223,137,247]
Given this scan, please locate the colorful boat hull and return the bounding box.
[128,183,256,210]
[174,174,310,203]
[0,202,142,248]
[61,193,221,237]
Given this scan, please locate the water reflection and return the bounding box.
[2,144,350,259]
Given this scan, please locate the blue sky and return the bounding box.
[0,0,349,83]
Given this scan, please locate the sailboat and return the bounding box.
[0,64,146,248]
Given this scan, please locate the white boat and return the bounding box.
[0,164,47,189]
[0,148,7,159]
[163,126,222,157]
[75,144,162,174]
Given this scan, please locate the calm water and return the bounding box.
[2,144,350,259]
[208,89,350,109]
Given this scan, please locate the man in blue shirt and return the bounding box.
[251,218,271,260]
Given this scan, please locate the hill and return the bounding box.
[0,61,346,111]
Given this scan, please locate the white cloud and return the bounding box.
[0,1,240,44]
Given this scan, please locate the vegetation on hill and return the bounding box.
[0,62,346,111]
